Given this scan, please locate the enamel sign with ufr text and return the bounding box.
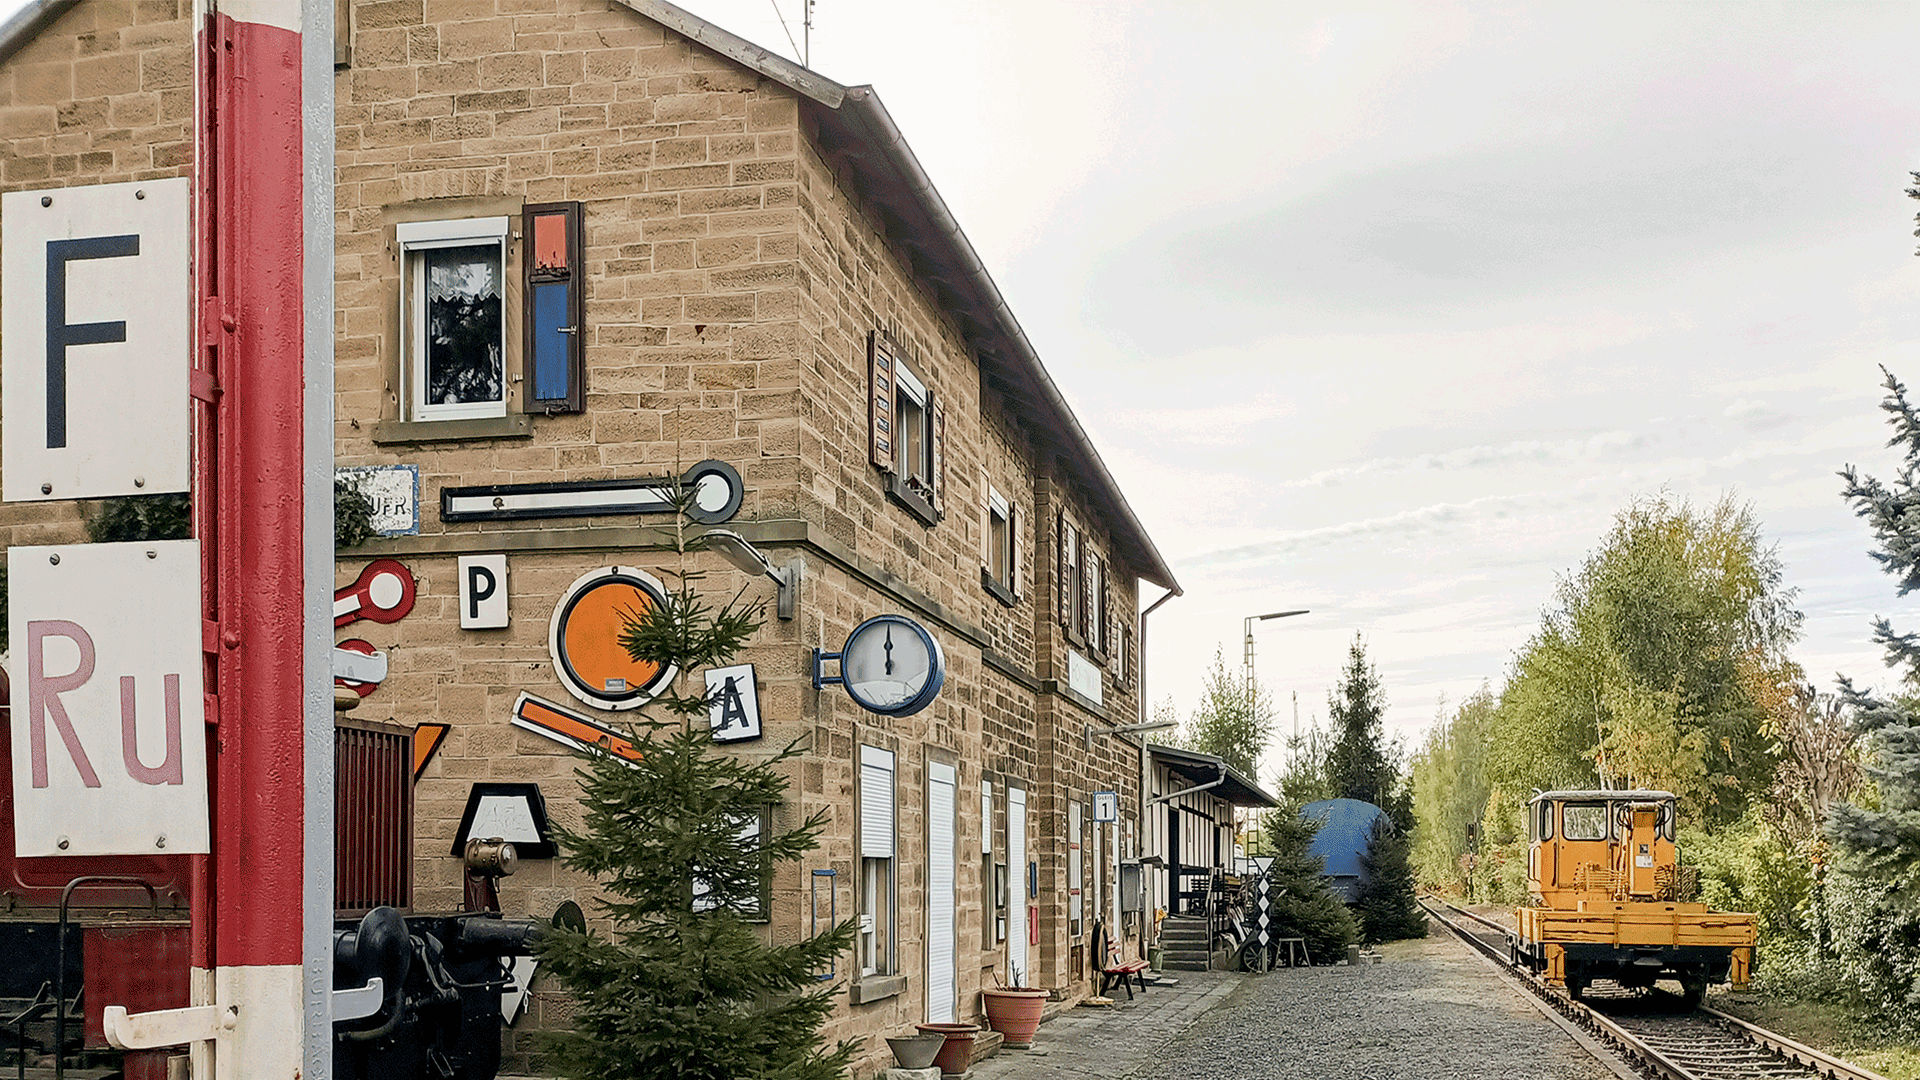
[2,178,191,502]
[7,540,209,856]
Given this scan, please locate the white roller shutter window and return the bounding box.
[860,746,895,859]
[981,780,993,854]
[927,761,957,1023]
[1007,786,1027,983]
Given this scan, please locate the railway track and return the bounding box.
[1418,896,1889,1080]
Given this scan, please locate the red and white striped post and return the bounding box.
[190,0,333,1076]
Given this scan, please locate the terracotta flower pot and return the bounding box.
[980,986,1048,1048]
[913,1022,978,1075]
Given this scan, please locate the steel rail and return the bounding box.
[1418,896,1890,1080]
[1702,1007,1893,1080]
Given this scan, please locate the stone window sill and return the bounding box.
[849,974,906,1004]
[885,471,939,526]
[371,414,533,445]
[982,567,1017,608]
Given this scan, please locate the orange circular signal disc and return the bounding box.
[549,567,675,710]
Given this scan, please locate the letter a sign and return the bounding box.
[7,540,208,856]
[2,178,191,502]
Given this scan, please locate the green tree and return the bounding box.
[1271,713,1332,809]
[538,502,857,1080]
[1352,820,1428,945]
[84,492,191,543]
[1324,636,1410,830]
[1253,808,1358,964]
[1174,647,1273,778]
[1830,365,1920,1033]
[1409,687,1497,896]
[1487,493,1800,827]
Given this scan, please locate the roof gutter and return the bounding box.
[1151,769,1225,807]
[835,86,1179,592]
[1137,585,1180,725]
[0,0,79,68]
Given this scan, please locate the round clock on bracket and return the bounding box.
[832,614,946,717]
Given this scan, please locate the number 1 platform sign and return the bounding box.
[7,540,209,857]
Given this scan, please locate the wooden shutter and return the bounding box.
[931,395,946,518]
[860,746,895,859]
[1097,557,1111,658]
[1081,549,1099,648]
[1125,623,1137,690]
[980,471,993,572]
[523,201,584,413]
[1057,514,1074,631]
[869,332,895,473]
[1008,502,1020,597]
[927,760,957,1024]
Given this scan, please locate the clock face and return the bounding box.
[839,615,945,716]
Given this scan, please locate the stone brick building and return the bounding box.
[0,0,1178,1074]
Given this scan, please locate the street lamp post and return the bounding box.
[1242,609,1309,715]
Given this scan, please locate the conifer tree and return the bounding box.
[1324,636,1412,830]
[1252,809,1358,964]
[538,499,858,1080]
[1351,819,1428,945]
[1832,364,1920,1032]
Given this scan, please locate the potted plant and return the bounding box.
[911,1023,978,1075]
[979,967,1048,1049]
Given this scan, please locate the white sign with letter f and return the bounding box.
[2,178,191,502]
[7,540,209,857]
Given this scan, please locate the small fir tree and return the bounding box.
[1254,808,1358,963]
[1351,819,1428,945]
[539,499,857,1080]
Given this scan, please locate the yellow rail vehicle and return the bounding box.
[1512,790,1756,1005]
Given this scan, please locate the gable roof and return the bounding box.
[0,0,1178,592]
[617,1,1178,591]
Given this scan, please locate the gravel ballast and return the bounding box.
[1128,929,1624,1080]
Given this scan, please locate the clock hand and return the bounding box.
[884,625,895,676]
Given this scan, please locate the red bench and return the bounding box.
[1101,955,1150,1000]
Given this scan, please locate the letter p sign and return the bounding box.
[460,554,509,629]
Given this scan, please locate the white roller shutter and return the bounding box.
[1007,785,1027,984]
[927,761,957,1023]
[981,780,993,854]
[860,746,895,859]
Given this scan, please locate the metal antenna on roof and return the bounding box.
[769,0,805,66]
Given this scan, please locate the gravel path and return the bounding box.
[1125,930,1623,1080]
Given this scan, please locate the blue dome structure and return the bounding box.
[1300,798,1390,903]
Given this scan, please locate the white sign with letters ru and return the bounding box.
[2,178,191,502]
[7,540,209,856]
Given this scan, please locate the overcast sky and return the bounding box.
[665,0,1920,782]
[30,1,1910,786]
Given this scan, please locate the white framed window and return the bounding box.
[859,745,897,978]
[397,217,509,422]
[896,361,929,489]
[984,485,1020,603]
[868,329,943,524]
